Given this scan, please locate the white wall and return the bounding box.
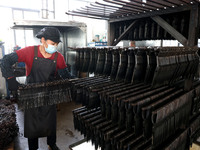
[0,46,7,96]
[55,0,108,44]
[81,18,108,43]
[54,0,69,21]
[0,7,15,54]
[0,0,108,54]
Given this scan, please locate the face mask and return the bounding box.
[45,44,57,54]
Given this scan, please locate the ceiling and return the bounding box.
[66,0,200,21]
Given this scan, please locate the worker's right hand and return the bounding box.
[7,77,19,91]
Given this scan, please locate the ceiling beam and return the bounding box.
[95,2,139,13]
[69,10,111,18]
[66,12,110,20]
[115,0,158,10]
[109,5,191,23]
[103,0,149,12]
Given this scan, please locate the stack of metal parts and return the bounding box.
[0,99,19,149]
[71,46,200,150]
[18,79,72,109]
[113,12,189,42]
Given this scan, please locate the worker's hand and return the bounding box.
[7,77,19,91]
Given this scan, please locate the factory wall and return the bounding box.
[0,45,7,96]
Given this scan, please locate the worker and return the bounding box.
[0,27,73,150]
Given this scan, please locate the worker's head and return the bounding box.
[36,27,61,54]
[36,27,61,43]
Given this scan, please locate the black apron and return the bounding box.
[24,46,58,138]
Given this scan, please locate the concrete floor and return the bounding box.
[14,101,86,150]
[191,144,200,150]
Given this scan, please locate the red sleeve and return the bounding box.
[16,46,35,76]
[56,52,67,69]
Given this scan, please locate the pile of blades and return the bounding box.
[18,79,72,109]
[113,12,189,42]
[71,46,200,150]
[0,99,19,149]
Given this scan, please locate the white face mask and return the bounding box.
[44,44,57,54]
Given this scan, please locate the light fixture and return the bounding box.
[142,0,147,3]
[121,0,131,2]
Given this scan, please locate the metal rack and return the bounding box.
[69,46,200,150]
[66,0,200,47]
[66,1,200,149]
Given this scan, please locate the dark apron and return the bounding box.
[24,46,58,138]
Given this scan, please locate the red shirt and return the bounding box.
[16,45,67,76]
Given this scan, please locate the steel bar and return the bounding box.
[95,1,140,13]
[76,9,112,15]
[91,3,137,14]
[109,5,191,23]
[148,0,176,7]
[69,10,111,18]
[66,12,110,20]
[112,20,138,46]
[164,0,185,5]
[175,0,190,4]
[89,4,119,11]
[116,0,159,10]
[151,16,188,46]
[157,0,181,6]
[84,6,116,13]
[104,0,150,12]
[131,0,165,9]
